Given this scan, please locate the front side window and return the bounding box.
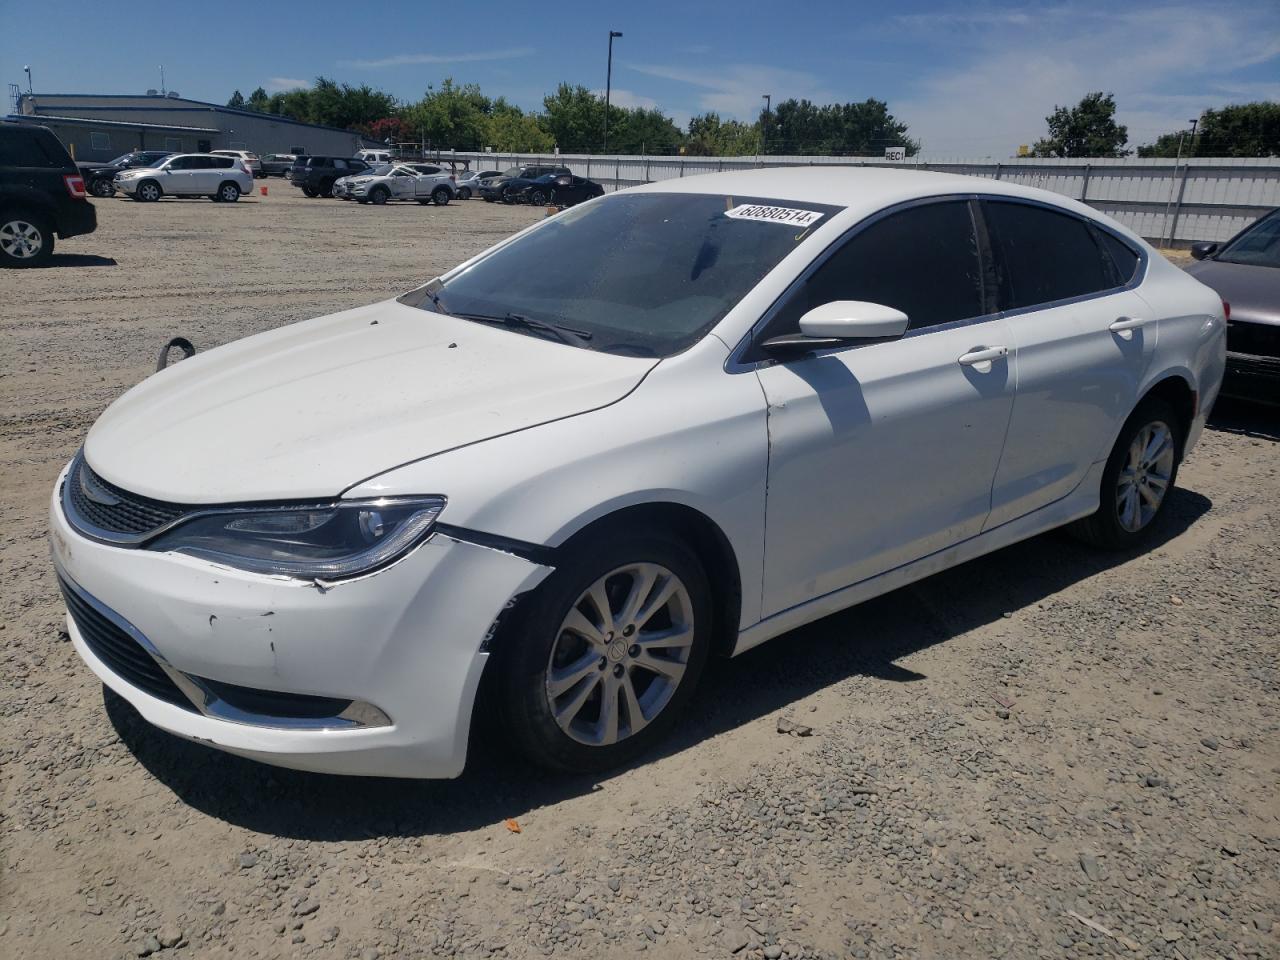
[163,156,190,170]
[768,200,986,338]
[401,192,842,357]
[983,201,1115,310]
[1214,210,1280,268]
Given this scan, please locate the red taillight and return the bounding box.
[64,174,87,198]
[450,175,456,182]
[1222,300,1231,321]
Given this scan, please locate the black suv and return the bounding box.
[0,122,97,267]
[289,156,371,198]
[78,151,174,197]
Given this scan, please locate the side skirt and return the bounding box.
[731,460,1105,656]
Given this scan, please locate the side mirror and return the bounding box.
[1189,241,1217,261]
[763,301,909,355]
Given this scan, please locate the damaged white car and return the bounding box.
[50,168,1225,778]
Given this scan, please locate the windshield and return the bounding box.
[399,192,841,357]
[361,163,394,177]
[501,167,521,178]
[1216,211,1280,268]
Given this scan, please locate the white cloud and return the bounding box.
[339,48,535,69]
[591,88,660,111]
[266,77,309,92]
[627,62,831,120]
[891,4,1280,157]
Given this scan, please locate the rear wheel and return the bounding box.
[302,186,318,198]
[0,211,53,267]
[1069,397,1183,549]
[217,182,241,203]
[319,179,335,198]
[458,186,471,200]
[431,186,450,206]
[135,180,162,202]
[495,529,712,773]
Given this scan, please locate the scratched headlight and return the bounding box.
[147,497,445,579]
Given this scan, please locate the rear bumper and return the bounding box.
[57,198,97,238]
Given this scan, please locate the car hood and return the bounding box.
[1185,259,1280,326]
[84,299,658,504]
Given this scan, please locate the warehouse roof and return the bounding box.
[6,113,220,134]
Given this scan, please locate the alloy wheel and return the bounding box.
[546,563,694,747]
[0,219,43,259]
[1116,420,1174,532]
[139,183,160,201]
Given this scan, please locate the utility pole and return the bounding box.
[603,30,622,154]
[1162,117,1198,248]
[23,65,32,95]
[159,65,166,96]
[760,94,771,157]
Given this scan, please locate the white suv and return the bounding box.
[115,154,253,202]
[211,149,262,177]
[356,149,392,165]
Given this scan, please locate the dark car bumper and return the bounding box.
[1223,321,1280,404]
[57,199,97,239]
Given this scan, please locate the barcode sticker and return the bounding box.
[724,204,825,227]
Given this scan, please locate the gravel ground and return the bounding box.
[1,190,1278,960]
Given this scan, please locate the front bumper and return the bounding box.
[1223,351,1280,403]
[49,464,552,778]
[113,177,141,195]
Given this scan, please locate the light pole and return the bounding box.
[1162,117,1199,247]
[760,94,771,155]
[603,30,622,154]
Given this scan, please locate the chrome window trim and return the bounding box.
[57,567,391,731]
[726,192,1149,373]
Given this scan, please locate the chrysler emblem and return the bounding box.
[79,467,121,507]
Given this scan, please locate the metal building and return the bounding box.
[10,92,376,161]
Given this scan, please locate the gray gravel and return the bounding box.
[1,191,1277,959]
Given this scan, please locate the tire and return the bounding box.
[458,186,471,200]
[135,180,162,202]
[1068,397,1184,550]
[302,186,318,198]
[0,211,54,267]
[494,528,713,773]
[319,179,335,198]
[369,186,389,205]
[416,199,430,205]
[217,182,241,203]
[431,187,450,206]
[528,188,547,206]
[89,178,115,198]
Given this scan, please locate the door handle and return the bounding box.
[957,345,1009,370]
[1109,316,1148,340]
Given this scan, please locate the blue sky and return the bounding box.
[4,0,1277,156]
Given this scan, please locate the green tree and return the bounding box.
[612,107,684,154]
[541,83,609,152]
[226,90,245,109]
[1032,92,1129,158]
[247,87,270,112]
[401,79,491,150]
[1136,131,1188,158]
[685,113,760,156]
[766,98,916,156]
[1197,102,1280,157]
[482,102,555,152]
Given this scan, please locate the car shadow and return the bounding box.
[104,486,1212,840]
[36,254,117,268]
[1208,396,1279,442]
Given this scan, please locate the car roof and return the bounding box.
[627,166,1098,219]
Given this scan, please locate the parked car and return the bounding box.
[0,120,96,267]
[357,149,393,165]
[332,163,392,199]
[259,154,298,177]
[455,168,502,200]
[211,150,263,177]
[479,164,571,203]
[1186,209,1280,404]
[517,173,605,207]
[290,156,370,198]
[77,151,173,197]
[350,164,454,205]
[49,168,1225,779]
[114,154,252,202]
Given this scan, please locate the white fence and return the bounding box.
[446,151,1280,246]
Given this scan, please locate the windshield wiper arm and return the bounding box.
[459,312,593,347]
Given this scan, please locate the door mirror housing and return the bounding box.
[1189,241,1218,261]
[762,301,909,356]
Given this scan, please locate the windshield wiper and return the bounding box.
[458,312,593,347]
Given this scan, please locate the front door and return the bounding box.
[979,199,1157,528]
[754,199,1016,617]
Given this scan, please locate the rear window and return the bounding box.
[0,128,66,168]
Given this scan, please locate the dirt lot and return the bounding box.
[1,190,1278,960]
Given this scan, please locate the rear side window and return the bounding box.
[772,200,986,334]
[0,130,63,167]
[212,157,235,168]
[1098,230,1140,284]
[983,201,1115,310]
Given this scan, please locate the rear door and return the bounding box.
[754,198,1016,616]
[981,199,1156,528]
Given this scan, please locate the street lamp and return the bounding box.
[761,94,771,153]
[603,30,622,154]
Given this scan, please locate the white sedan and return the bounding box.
[50,168,1225,778]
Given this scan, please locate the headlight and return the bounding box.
[147,496,445,579]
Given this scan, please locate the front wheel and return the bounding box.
[90,178,115,198]
[528,188,548,206]
[302,186,318,198]
[1069,397,1183,549]
[495,530,712,773]
[0,212,54,267]
[319,180,335,198]
[369,186,389,205]
[458,186,471,200]
[135,180,162,202]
